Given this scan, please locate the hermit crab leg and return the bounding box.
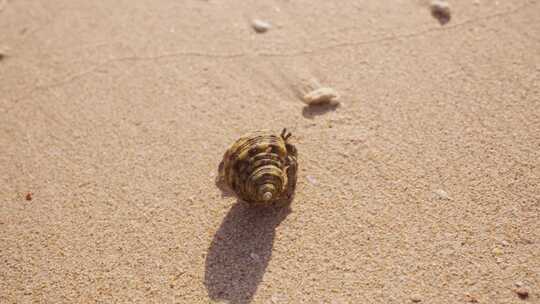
[280,128,292,141]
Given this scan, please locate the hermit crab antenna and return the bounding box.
[281,128,292,141]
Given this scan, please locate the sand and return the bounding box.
[1,0,539,303]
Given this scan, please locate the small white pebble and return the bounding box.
[250,252,259,261]
[252,19,271,33]
[515,281,523,287]
[306,175,318,185]
[434,189,450,200]
[430,0,451,22]
[302,87,340,106]
[430,0,450,13]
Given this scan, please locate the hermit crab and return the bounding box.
[218,129,298,206]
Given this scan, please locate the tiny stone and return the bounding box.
[306,175,318,185]
[430,0,450,14]
[250,252,259,261]
[411,294,422,302]
[302,87,340,106]
[515,287,529,299]
[25,192,32,201]
[492,247,503,256]
[252,19,271,33]
[515,281,523,287]
[434,189,450,200]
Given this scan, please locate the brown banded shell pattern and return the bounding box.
[220,129,298,205]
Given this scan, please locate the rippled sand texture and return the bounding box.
[1,0,539,303]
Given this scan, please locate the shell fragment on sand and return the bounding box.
[430,0,450,15]
[252,19,271,33]
[302,87,340,106]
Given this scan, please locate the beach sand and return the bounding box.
[1,0,539,303]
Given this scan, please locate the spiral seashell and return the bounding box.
[218,128,298,206]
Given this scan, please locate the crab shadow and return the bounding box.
[301,103,339,119]
[432,10,451,25]
[204,201,291,304]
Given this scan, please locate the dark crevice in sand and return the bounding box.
[432,11,451,25]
